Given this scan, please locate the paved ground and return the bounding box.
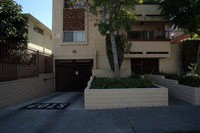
[0,92,200,133]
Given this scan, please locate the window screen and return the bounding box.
[64,31,73,42]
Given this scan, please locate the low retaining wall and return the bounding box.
[0,73,54,108]
[149,75,200,105]
[85,76,168,109]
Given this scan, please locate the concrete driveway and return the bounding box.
[0,92,200,133]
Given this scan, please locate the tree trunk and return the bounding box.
[196,44,200,74]
[110,31,120,79]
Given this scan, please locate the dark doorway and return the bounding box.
[131,58,158,74]
[55,59,93,92]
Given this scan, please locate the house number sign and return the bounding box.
[21,103,69,110]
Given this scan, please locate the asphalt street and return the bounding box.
[0,92,200,133]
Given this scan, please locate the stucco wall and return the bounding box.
[28,17,52,54]
[0,73,54,108]
[159,44,180,74]
[52,0,179,77]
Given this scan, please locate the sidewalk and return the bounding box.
[0,92,200,133]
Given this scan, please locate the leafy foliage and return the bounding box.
[91,75,154,89]
[106,34,132,71]
[88,0,140,78]
[182,40,200,73]
[160,0,200,75]
[179,74,200,87]
[188,63,197,75]
[159,0,200,36]
[89,0,140,35]
[0,0,29,45]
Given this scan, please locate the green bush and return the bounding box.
[91,75,154,89]
[179,74,200,87]
[182,40,200,73]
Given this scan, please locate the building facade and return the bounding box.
[23,14,52,54]
[52,0,180,91]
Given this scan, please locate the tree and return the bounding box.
[159,0,200,74]
[89,0,141,79]
[0,0,29,45]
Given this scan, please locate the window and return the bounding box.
[64,0,84,8]
[128,31,154,40]
[34,26,43,35]
[64,31,85,42]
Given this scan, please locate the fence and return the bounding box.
[0,41,53,82]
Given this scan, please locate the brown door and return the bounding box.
[131,58,158,74]
[55,60,93,92]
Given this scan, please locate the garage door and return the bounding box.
[55,60,93,92]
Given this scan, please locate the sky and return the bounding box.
[15,0,52,30]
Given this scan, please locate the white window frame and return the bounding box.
[63,31,85,42]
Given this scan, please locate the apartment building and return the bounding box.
[52,0,180,91]
[22,14,52,54]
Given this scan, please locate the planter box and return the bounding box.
[84,76,168,109]
[149,74,200,105]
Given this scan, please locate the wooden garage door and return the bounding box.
[55,60,93,92]
[131,58,158,74]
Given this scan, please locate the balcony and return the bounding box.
[135,4,161,15]
[134,4,163,21]
[124,40,171,58]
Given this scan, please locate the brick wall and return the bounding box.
[63,8,85,31]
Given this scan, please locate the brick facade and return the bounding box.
[63,8,85,31]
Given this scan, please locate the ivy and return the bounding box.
[182,40,200,73]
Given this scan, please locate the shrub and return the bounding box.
[91,76,154,89]
[182,40,200,73]
[179,74,200,87]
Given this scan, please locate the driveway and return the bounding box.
[0,92,200,133]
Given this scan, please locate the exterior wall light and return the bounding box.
[72,50,77,54]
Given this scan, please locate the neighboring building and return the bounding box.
[52,0,180,91]
[22,14,52,54]
[165,25,185,39]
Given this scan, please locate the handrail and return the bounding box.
[43,77,55,81]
